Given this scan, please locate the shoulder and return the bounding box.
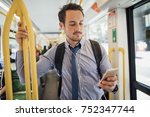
[87,39,107,55]
[43,45,58,59]
[43,42,66,58]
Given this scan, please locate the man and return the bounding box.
[0,63,6,100]
[16,3,118,100]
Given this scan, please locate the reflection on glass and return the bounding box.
[134,2,150,87]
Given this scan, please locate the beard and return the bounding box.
[66,32,83,42]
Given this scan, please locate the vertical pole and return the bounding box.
[2,1,17,100]
[20,16,32,100]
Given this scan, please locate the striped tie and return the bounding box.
[70,44,80,100]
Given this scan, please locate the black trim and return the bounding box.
[129,0,150,9]
[126,0,150,100]
[134,82,150,96]
[126,7,137,100]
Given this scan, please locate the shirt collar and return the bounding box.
[64,37,86,49]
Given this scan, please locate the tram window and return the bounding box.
[88,15,108,54]
[137,90,150,100]
[133,2,150,87]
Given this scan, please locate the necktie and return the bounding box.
[70,44,80,100]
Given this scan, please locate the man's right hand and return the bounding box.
[15,22,28,50]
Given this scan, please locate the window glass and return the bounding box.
[88,15,108,53]
[133,2,150,86]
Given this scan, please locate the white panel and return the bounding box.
[116,8,130,100]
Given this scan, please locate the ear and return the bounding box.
[59,22,65,30]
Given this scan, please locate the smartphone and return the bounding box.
[99,68,118,83]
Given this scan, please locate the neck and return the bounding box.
[67,38,80,48]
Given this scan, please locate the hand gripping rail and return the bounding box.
[2,0,38,100]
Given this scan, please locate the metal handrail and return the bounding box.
[118,47,126,100]
[108,47,115,100]
[2,0,38,100]
[108,47,126,100]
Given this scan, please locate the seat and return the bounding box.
[38,70,60,100]
[0,69,4,89]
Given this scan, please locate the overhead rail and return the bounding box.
[2,0,38,100]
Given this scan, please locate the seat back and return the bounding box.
[38,70,60,100]
[0,69,4,89]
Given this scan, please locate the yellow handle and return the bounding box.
[17,0,38,100]
[108,48,115,61]
[108,47,115,100]
[2,0,38,100]
[20,16,32,100]
[118,47,126,100]
[2,0,17,100]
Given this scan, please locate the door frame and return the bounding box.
[126,0,150,100]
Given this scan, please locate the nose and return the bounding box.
[75,24,81,31]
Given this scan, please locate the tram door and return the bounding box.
[127,0,150,99]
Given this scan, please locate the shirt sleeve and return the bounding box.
[16,50,25,84]
[16,46,57,84]
[37,46,57,78]
[99,45,112,74]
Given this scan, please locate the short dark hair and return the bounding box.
[58,3,84,23]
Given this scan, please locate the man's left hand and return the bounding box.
[99,76,117,92]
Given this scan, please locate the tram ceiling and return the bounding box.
[0,0,142,35]
[23,0,97,34]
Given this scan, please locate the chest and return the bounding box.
[62,48,98,75]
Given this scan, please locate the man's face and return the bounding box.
[60,10,84,42]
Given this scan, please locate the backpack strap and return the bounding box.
[55,40,103,97]
[54,42,65,97]
[90,40,109,100]
[89,40,102,78]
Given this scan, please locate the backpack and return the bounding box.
[55,40,102,97]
